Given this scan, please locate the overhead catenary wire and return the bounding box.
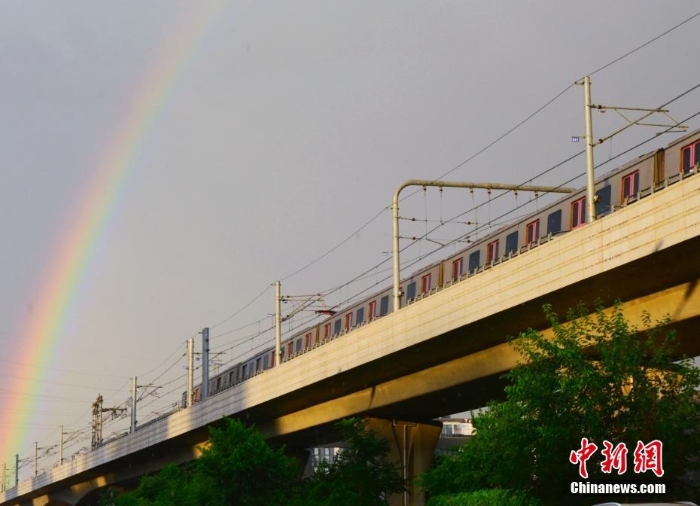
[313,93,700,320]
[585,11,700,78]
[210,284,271,330]
[275,9,700,287]
[397,107,700,275]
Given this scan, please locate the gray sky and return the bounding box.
[1,1,699,480]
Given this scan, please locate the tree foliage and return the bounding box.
[422,303,700,505]
[196,418,300,506]
[427,489,541,506]
[293,418,406,506]
[105,418,299,506]
[104,417,405,506]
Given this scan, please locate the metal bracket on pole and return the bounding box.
[275,282,332,366]
[578,75,688,222]
[591,105,688,142]
[392,180,574,312]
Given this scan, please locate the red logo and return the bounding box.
[600,441,628,474]
[633,440,664,477]
[569,438,598,479]
[570,438,664,478]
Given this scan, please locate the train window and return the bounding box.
[324,323,331,339]
[256,357,262,372]
[526,220,539,245]
[295,339,303,352]
[305,332,312,348]
[356,307,364,325]
[287,342,294,357]
[270,351,275,368]
[452,258,463,280]
[406,282,417,301]
[681,140,700,173]
[505,232,518,256]
[622,171,640,201]
[571,197,586,229]
[468,250,480,271]
[547,210,562,235]
[486,240,499,263]
[379,295,389,316]
[368,300,377,320]
[595,186,611,216]
[334,319,342,335]
[421,273,431,293]
[242,364,248,379]
[217,377,222,390]
[345,312,353,330]
[263,354,270,369]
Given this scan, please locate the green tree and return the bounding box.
[105,418,300,506]
[422,303,700,505]
[196,417,300,506]
[105,417,407,506]
[103,464,212,506]
[295,418,406,506]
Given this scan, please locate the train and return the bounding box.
[185,126,700,406]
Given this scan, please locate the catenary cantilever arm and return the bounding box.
[392,180,574,313]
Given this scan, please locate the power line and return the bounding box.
[280,207,387,282]
[586,11,700,78]
[273,9,700,290]
[209,284,270,330]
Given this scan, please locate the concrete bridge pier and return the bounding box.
[365,418,442,506]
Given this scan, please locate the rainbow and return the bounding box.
[0,1,227,474]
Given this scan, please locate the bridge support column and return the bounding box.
[286,446,313,477]
[365,418,441,506]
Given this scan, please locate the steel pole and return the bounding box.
[392,187,402,313]
[201,328,209,400]
[275,281,282,366]
[403,424,408,506]
[187,338,194,407]
[584,76,597,222]
[130,376,137,433]
[59,425,63,465]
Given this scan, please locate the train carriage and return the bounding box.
[184,127,700,407]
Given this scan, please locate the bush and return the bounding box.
[427,489,542,506]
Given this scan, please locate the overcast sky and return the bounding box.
[1,1,699,481]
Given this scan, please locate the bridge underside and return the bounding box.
[255,235,700,447]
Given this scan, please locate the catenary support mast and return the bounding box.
[584,76,596,223]
[187,338,194,407]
